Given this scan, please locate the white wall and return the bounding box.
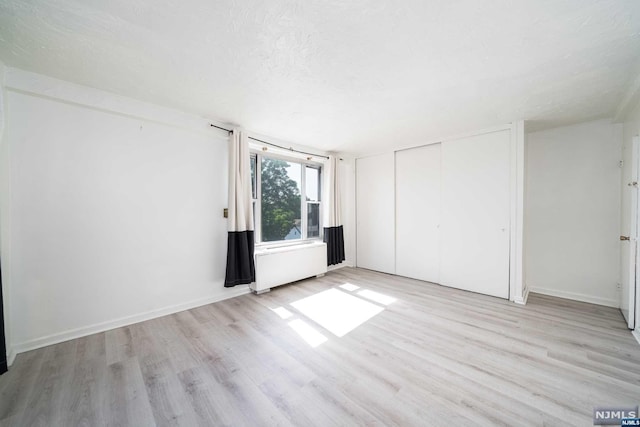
[4,69,250,356]
[526,119,622,307]
[0,60,12,364]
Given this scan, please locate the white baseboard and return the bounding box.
[633,330,640,347]
[11,286,250,357]
[528,286,618,308]
[327,261,354,272]
[7,346,16,367]
[512,285,530,305]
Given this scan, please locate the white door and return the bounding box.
[356,153,395,274]
[620,136,638,329]
[440,130,511,298]
[396,144,441,283]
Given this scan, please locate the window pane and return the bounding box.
[305,167,320,202]
[307,203,320,238]
[261,157,301,242]
[250,155,257,199]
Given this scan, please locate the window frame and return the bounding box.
[304,164,322,239]
[251,150,323,246]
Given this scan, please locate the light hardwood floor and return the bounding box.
[1,267,639,426]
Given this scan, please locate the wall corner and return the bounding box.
[510,120,526,303]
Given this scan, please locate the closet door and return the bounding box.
[396,144,441,283]
[441,130,510,298]
[356,153,395,274]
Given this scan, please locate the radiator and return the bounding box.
[252,241,327,293]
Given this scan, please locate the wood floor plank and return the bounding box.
[0,349,46,422]
[0,414,22,427]
[105,327,134,366]
[139,355,201,426]
[104,357,155,427]
[60,357,108,427]
[257,374,338,427]
[20,340,78,427]
[177,366,235,426]
[0,267,638,426]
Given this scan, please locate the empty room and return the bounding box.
[1,0,640,426]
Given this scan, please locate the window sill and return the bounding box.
[255,239,323,252]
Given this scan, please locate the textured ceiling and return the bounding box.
[0,0,639,154]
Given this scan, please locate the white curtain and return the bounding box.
[224,129,255,286]
[323,155,341,228]
[323,155,345,265]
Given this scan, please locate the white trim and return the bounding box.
[529,286,619,308]
[512,285,530,305]
[11,286,250,356]
[256,239,322,250]
[255,240,325,255]
[509,122,517,300]
[632,329,640,347]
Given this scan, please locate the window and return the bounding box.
[306,166,321,238]
[251,153,321,243]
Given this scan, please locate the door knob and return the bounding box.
[620,236,630,241]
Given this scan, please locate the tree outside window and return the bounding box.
[261,158,301,242]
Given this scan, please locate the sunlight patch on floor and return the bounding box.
[271,306,294,319]
[288,319,328,347]
[290,288,384,337]
[357,289,397,306]
[339,283,360,292]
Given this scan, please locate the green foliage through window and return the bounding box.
[260,158,301,242]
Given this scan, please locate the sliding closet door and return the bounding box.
[356,153,395,274]
[441,130,510,298]
[396,144,441,283]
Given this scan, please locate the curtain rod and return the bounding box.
[210,123,331,160]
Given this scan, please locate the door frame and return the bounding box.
[622,135,639,329]
[631,136,640,329]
